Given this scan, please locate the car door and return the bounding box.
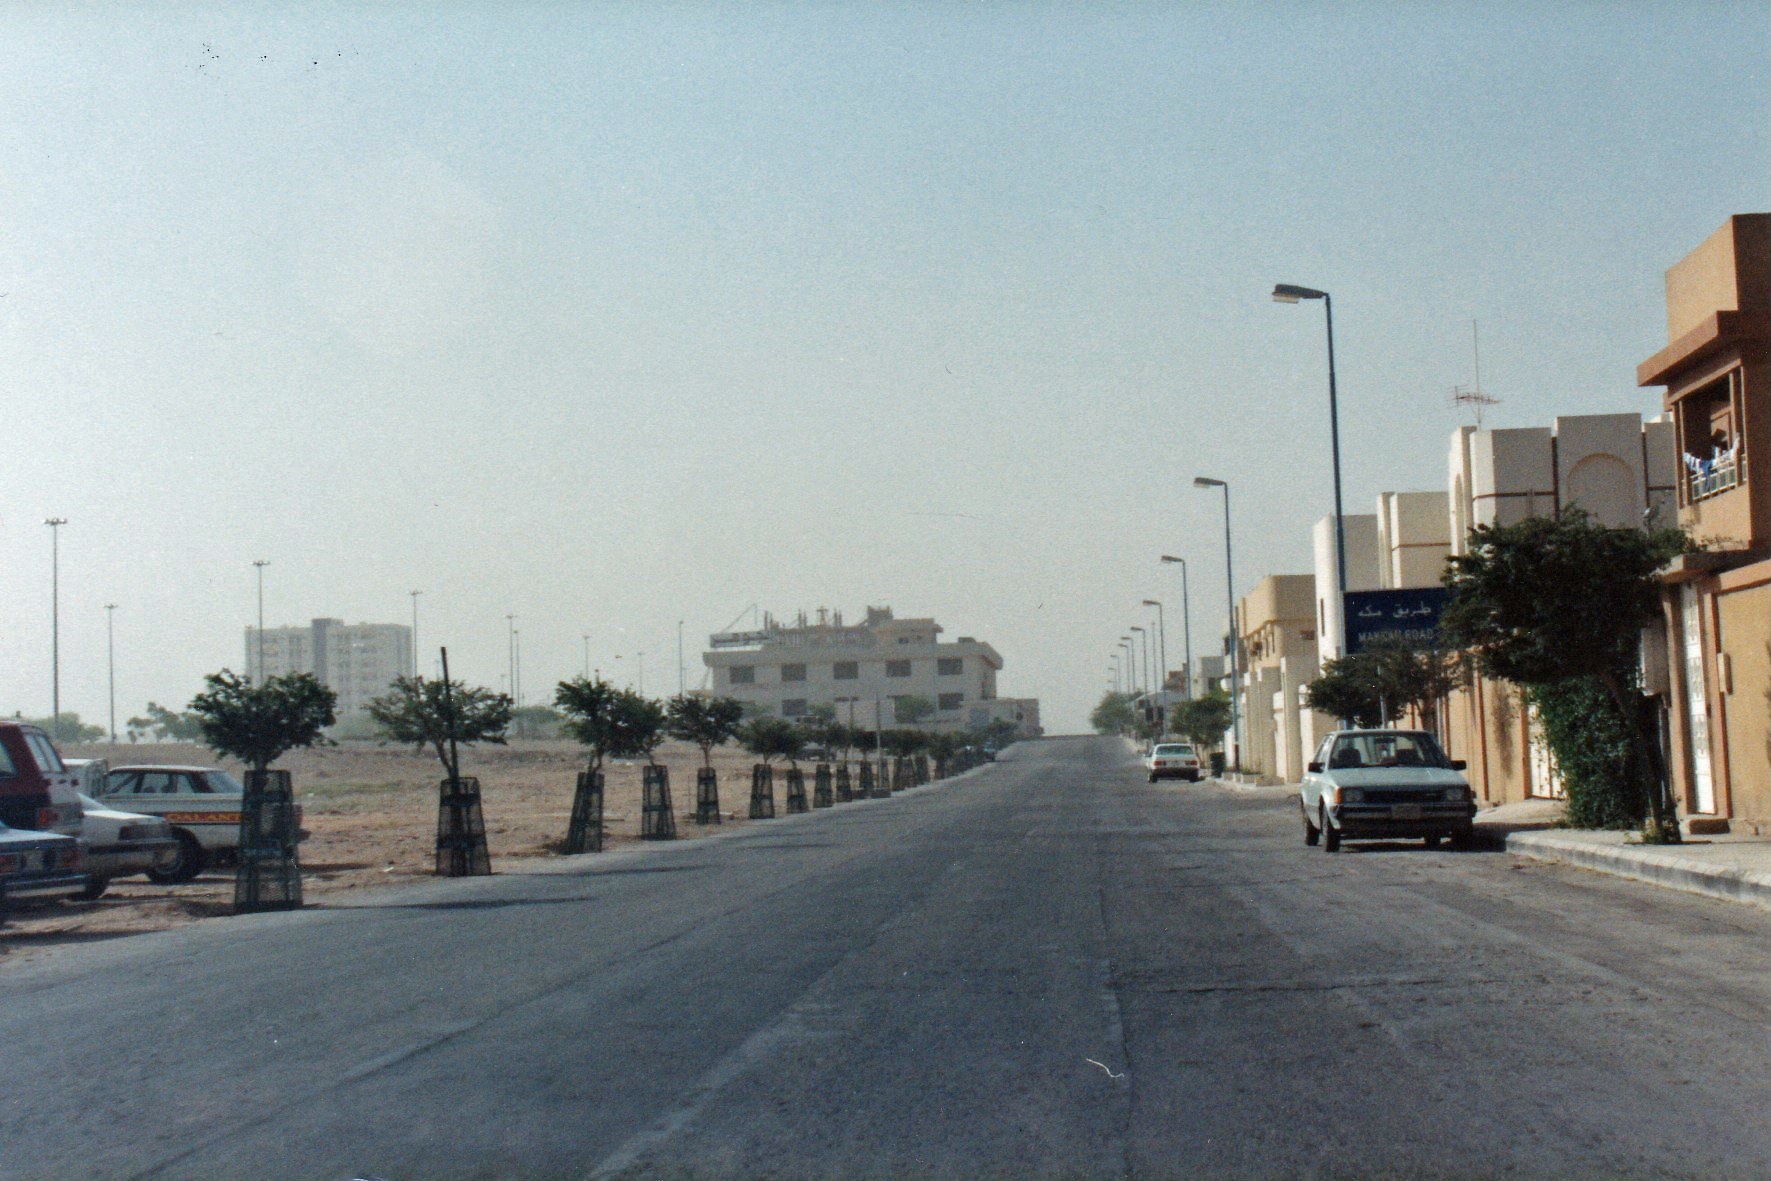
[1302,737,1333,812]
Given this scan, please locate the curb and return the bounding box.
[1504,830,1771,912]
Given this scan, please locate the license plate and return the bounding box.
[1393,804,1423,820]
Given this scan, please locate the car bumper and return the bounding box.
[5,871,91,901]
[85,838,180,878]
[1149,768,1201,779]
[1331,803,1476,837]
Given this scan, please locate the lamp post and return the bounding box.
[1110,653,1121,695]
[678,620,685,696]
[1194,477,1239,767]
[1273,283,1349,647]
[409,590,422,679]
[1142,599,1167,728]
[506,614,517,702]
[1119,637,1134,695]
[45,518,66,739]
[1130,625,1151,734]
[1160,556,1194,699]
[583,634,591,679]
[104,602,118,742]
[252,560,270,684]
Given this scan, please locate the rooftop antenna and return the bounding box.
[1451,319,1500,426]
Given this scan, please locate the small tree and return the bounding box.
[1090,692,1137,735]
[739,715,804,766]
[1302,655,1386,728]
[368,675,512,778]
[1440,508,1690,842]
[624,694,668,766]
[892,694,936,728]
[133,701,206,742]
[187,671,337,772]
[1171,690,1232,751]
[555,678,660,769]
[665,695,745,769]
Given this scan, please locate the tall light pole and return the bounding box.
[637,649,646,696]
[409,590,423,678]
[1194,477,1239,766]
[1142,599,1167,716]
[252,560,270,684]
[1160,556,1194,699]
[1273,283,1349,648]
[104,602,118,743]
[678,620,685,696]
[44,518,66,739]
[1130,625,1148,700]
[513,629,522,706]
[1109,654,1121,694]
[506,614,517,702]
[583,634,591,679]
[1119,637,1134,695]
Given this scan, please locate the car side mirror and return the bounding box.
[1306,762,1322,774]
[1450,759,1467,771]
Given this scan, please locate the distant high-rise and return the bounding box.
[246,618,412,719]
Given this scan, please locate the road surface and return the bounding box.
[7,736,1771,1179]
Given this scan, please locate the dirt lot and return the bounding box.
[4,739,830,960]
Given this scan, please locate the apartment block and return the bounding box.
[246,618,413,719]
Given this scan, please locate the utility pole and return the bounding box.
[105,602,118,742]
[252,560,270,684]
[583,634,591,679]
[409,590,422,678]
[506,614,516,702]
[678,620,685,696]
[45,518,66,738]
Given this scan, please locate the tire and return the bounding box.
[1424,834,1443,848]
[1321,805,1341,853]
[1449,825,1475,851]
[1147,773,1157,783]
[76,876,110,901]
[146,831,205,884]
[1302,802,1320,846]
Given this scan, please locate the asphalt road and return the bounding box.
[9,736,1771,1180]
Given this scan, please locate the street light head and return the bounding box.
[1193,477,1225,488]
[1273,283,1327,303]
[44,517,66,527]
[1130,625,1144,632]
[1160,555,1183,564]
[1142,599,1161,606]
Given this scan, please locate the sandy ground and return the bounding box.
[3,739,828,960]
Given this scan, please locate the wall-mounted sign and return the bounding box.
[1343,587,1448,655]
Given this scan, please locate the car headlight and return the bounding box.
[1443,786,1467,802]
[1340,788,1364,804]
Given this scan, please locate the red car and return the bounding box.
[0,723,82,836]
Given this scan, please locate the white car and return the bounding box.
[98,766,249,883]
[1301,729,1476,851]
[1144,742,1202,782]
[74,793,178,899]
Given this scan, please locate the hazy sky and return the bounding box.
[2,2,1766,735]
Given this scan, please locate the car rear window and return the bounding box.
[1154,745,1194,756]
[0,745,14,777]
[23,732,63,773]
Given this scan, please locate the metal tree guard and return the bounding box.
[857,761,875,798]
[914,754,929,785]
[565,768,604,853]
[813,763,834,808]
[235,768,302,912]
[784,767,809,814]
[435,648,491,877]
[892,756,910,793]
[749,764,775,819]
[835,763,853,802]
[695,766,721,824]
[641,764,676,840]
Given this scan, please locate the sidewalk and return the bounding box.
[1484,798,1771,913]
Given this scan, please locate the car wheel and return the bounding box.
[1450,825,1475,850]
[75,876,110,901]
[146,831,205,884]
[1302,802,1320,846]
[1147,773,1157,783]
[1321,805,1341,853]
[1424,834,1443,848]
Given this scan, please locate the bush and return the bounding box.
[1525,677,1644,830]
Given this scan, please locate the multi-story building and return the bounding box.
[246,618,413,719]
[1235,574,1319,783]
[702,606,1041,736]
[1639,213,1771,833]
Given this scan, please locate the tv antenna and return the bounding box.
[1451,319,1500,425]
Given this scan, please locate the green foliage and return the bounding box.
[188,670,338,772]
[368,675,512,776]
[555,678,664,768]
[1525,678,1644,830]
[1090,692,1136,735]
[665,695,745,768]
[18,713,105,742]
[892,694,936,726]
[1303,642,1464,730]
[881,728,928,758]
[128,702,205,742]
[1170,690,1232,749]
[738,715,804,765]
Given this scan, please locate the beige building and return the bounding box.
[1639,213,1771,833]
[246,618,413,719]
[1235,575,1318,783]
[702,606,1041,736]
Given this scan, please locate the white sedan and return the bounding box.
[1144,742,1203,783]
[1301,729,1477,851]
[74,794,178,899]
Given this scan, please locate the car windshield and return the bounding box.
[203,771,245,794]
[1328,733,1449,770]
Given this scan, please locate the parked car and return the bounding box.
[0,722,83,837]
[1144,742,1202,782]
[0,822,88,903]
[73,794,178,899]
[63,757,109,798]
[97,766,280,883]
[1300,729,1476,851]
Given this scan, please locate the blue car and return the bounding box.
[0,822,88,904]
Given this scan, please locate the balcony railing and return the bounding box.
[1685,443,1741,502]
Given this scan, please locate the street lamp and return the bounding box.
[1119,637,1134,695]
[1129,625,1148,701]
[506,614,517,702]
[583,633,592,679]
[409,590,423,679]
[1273,282,1349,639]
[1194,477,1240,766]
[1159,556,1194,699]
[252,560,270,684]
[45,518,67,738]
[104,603,118,742]
[1142,599,1167,725]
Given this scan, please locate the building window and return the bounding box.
[781,663,807,682]
[939,692,963,711]
[729,666,755,685]
[1680,374,1743,503]
[833,661,858,680]
[886,660,912,678]
[937,658,963,676]
[782,699,809,718]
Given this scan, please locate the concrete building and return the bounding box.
[246,618,413,719]
[701,606,1041,737]
[1639,213,1771,833]
[1235,575,1318,783]
[1442,411,1678,806]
